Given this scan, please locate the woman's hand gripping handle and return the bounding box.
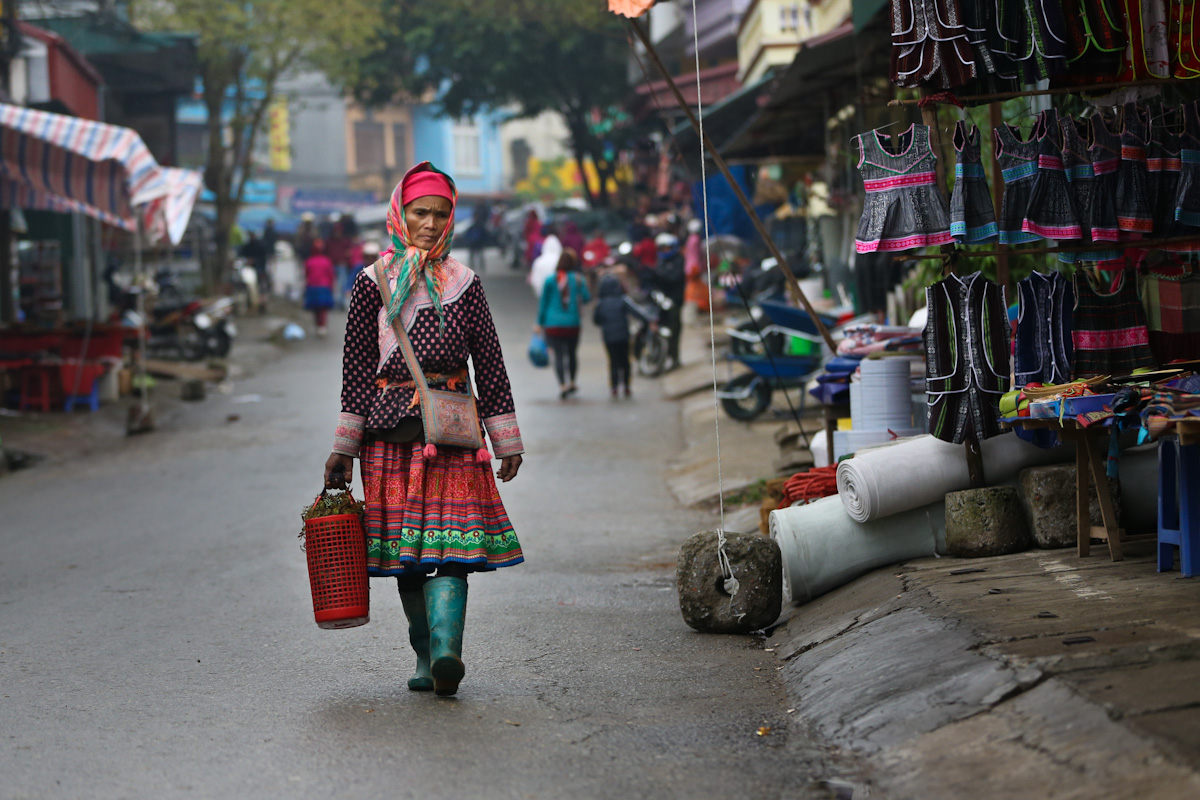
[324,453,355,489]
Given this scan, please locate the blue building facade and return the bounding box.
[411,106,505,198]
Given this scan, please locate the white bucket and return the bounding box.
[770,496,947,604]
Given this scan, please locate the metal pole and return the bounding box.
[133,218,152,428]
[627,18,837,351]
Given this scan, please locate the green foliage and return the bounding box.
[137,0,381,280]
[299,491,366,541]
[351,0,630,205]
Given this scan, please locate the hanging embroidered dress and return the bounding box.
[1023,108,1082,240]
[854,123,953,253]
[1072,267,1156,377]
[950,121,997,243]
[1089,112,1124,242]
[1058,114,1120,263]
[1116,102,1155,234]
[925,271,1011,444]
[1175,100,1200,228]
[1014,271,1075,386]
[890,0,977,89]
[1145,102,1199,250]
[994,116,1042,245]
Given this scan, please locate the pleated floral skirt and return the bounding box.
[360,441,523,576]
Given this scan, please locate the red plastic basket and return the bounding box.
[304,493,370,629]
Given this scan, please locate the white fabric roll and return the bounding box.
[835,432,1073,523]
[770,496,947,604]
[852,358,916,431]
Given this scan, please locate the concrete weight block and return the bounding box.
[677,530,782,633]
[944,486,1031,558]
[1017,463,1122,548]
[180,379,206,402]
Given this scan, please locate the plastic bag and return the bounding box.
[528,332,549,368]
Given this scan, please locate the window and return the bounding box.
[354,120,385,173]
[390,123,408,169]
[453,120,482,176]
[779,3,802,33]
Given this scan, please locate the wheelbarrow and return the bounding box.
[716,352,823,421]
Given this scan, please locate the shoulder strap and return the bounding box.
[374,259,432,397]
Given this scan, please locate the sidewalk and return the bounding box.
[0,300,313,470]
[667,313,1200,798]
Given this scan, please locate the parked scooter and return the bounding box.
[121,290,237,362]
[192,296,237,358]
[628,287,673,377]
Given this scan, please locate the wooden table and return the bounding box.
[1005,416,1153,561]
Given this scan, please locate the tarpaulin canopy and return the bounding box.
[0,102,202,244]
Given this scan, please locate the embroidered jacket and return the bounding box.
[332,257,523,459]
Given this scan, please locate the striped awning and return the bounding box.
[0,102,201,244]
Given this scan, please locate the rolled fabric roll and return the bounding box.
[836,432,1073,523]
[770,495,946,604]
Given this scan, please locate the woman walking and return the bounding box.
[323,162,525,697]
[535,248,591,399]
[303,239,335,337]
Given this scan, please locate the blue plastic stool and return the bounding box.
[63,380,100,413]
[1157,435,1199,578]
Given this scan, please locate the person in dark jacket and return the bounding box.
[592,273,635,398]
[653,232,686,370]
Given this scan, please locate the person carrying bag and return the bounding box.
[323,162,525,697]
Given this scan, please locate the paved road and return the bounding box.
[0,252,841,799]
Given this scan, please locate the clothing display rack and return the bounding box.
[887,78,1180,108]
[871,2,1200,555]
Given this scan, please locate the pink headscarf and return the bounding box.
[380,162,458,328]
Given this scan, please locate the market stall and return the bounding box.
[771,1,1200,602]
[0,102,202,414]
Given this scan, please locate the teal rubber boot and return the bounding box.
[424,576,468,696]
[398,588,434,692]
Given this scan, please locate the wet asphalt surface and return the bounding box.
[0,253,839,799]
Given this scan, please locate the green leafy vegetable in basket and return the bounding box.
[298,491,366,541]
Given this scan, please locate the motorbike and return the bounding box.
[628,288,673,377]
[121,290,237,362]
[192,296,237,358]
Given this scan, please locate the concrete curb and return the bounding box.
[667,311,1200,797]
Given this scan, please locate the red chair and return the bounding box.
[19,365,58,412]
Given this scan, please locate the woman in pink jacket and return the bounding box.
[304,239,335,336]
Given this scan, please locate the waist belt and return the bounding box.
[376,367,469,409]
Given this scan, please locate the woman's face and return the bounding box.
[404,195,453,249]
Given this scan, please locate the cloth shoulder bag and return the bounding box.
[373,260,489,462]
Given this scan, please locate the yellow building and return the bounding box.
[737,0,851,85]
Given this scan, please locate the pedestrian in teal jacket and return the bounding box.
[534,248,591,399]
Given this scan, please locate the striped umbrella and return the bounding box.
[0,102,201,243]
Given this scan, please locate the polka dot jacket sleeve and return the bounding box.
[332,272,382,457]
[464,276,524,458]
